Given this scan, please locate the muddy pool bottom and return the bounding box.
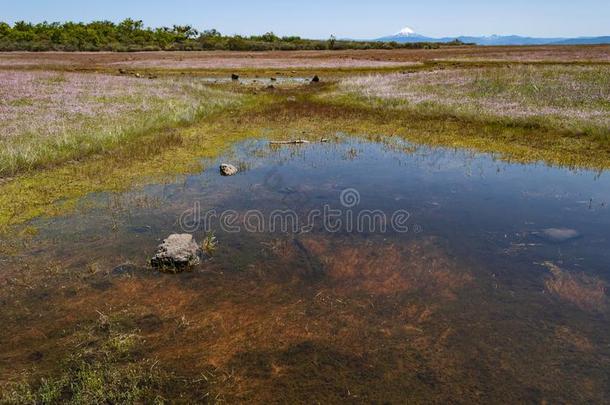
[1,136,609,402]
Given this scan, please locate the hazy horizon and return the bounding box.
[3,0,609,39]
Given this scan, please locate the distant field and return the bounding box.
[0,45,608,70]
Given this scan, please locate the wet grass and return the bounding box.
[0,311,215,404]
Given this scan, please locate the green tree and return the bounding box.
[328,34,337,50]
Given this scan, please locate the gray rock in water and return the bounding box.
[540,228,581,243]
[151,234,201,271]
[220,163,238,176]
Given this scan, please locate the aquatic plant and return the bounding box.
[202,231,218,256]
[543,262,607,312]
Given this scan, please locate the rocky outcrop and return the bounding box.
[151,234,201,272]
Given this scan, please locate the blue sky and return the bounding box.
[3,0,609,39]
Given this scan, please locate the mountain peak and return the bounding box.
[395,26,416,36]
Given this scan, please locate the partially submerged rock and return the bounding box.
[151,234,201,272]
[220,163,238,176]
[539,228,581,243]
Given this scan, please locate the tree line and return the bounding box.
[0,19,462,51]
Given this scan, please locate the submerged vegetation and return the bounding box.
[0,311,215,403]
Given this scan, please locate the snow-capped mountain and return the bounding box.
[375,26,610,45]
[378,26,436,42]
[395,26,417,36]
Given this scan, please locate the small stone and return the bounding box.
[231,73,239,81]
[320,138,329,143]
[134,73,141,78]
[311,75,320,83]
[539,228,581,243]
[151,234,201,272]
[220,163,238,176]
[118,68,126,74]
[270,77,277,81]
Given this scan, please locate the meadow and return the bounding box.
[0,70,241,176]
[337,64,610,136]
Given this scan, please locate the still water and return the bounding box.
[2,135,609,402]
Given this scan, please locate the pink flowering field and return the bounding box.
[339,65,610,135]
[0,70,239,176]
